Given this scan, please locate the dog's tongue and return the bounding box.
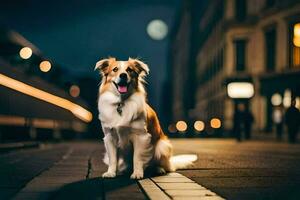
[118,85,128,93]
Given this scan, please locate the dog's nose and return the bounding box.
[119,73,128,80]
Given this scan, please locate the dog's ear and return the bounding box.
[94,57,116,75]
[129,58,149,76]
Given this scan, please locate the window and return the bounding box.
[235,0,246,21]
[234,40,247,71]
[265,27,277,71]
[290,23,300,68]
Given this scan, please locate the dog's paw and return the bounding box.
[130,171,144,179]
[156,167,166,175]
[102,171,116,178]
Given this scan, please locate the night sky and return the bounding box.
[0,0,181,113]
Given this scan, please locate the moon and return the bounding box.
[147,19,168,40]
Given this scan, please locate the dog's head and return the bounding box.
[95,57,149,97]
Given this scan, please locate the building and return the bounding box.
[169,1,204,123]
[194,0,300,133]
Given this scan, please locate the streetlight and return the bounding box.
[227,82,254,99]
[39,61,52,72]
[176,121,187,133]
[194,120,205,132]
[19,47,32,59]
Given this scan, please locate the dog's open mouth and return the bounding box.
[114,82,129,94]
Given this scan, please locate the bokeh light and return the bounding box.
[69,85,80,98]
[168,124,177,133]
[176,120,187,132]
[194,120,205,132]
[294,23,300,37]
[19,47,32,59]
[283,89,291,108]
[39,61,52,72]
[210,118,221,129]
[227,82,254,99]
[271,93,282,106]
[294,23,300,47]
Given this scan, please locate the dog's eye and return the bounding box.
[126,67,133,73]
[113,67,118,72]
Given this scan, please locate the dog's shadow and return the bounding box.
[49,176,133,200]
[49,171,159,200]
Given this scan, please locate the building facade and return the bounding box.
[194,0,300,132]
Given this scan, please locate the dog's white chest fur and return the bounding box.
[98,91,147,131]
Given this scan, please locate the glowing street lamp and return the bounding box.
[227,82,254,99]
[176,121,187,132]
[271,93,282,106]
[39,61,52,72]
[19,47,32,59]
[194,120,205,132]
[69,85,80,98]
[210,118,221,129]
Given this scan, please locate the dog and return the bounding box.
[95,57,197,179]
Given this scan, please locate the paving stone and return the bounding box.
[151,177,194,183]
[13,192,52,200]
[139,179,170,200]
[21,183,64,192]
[173,196,225,200]
[157,182,206,190]
[165,189,216,197]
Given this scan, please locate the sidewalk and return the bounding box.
[1,141,225,200]
[0,141,40,153]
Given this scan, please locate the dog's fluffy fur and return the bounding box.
[95,57,196,179]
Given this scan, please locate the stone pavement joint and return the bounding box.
[138,172,226,200]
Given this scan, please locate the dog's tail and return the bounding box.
[154,139,198,171]
[170,154,198,170]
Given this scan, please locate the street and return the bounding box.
[0,138,300,200]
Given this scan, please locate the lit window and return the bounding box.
[292,23,300,67]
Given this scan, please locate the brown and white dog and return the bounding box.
[95,57,196,179]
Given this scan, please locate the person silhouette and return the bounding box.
[285,99,300,143]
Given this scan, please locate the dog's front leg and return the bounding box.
[130,132,153,179]
[102,131,118,178]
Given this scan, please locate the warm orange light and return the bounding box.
[293,37,300,47]
[294,23,300,37]
[69,85,80,97]
[0,73,92,123]
[19,47,32,59]
[39,61,52,72]
[293,23,300,47]
[194,120,205,132]
[168,124,177,133]
[210,118,221,129]
[176,121,187,132]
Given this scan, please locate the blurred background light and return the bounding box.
[176,120,187,132]
[283,89,291,108]
[168,124,177,133]
[19,47,32,59]
[227,82,254,98]
[294,23,300,47]
[296,97,300,109]
[271,93,282,106]
[39,60,52,72]
[147,19,168,40]
[0,73,92,122]
[69,85,80,98]
[294,23,300,37]
[210,118,221,129]
[194,120,205,132]
[293,37,300,47]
